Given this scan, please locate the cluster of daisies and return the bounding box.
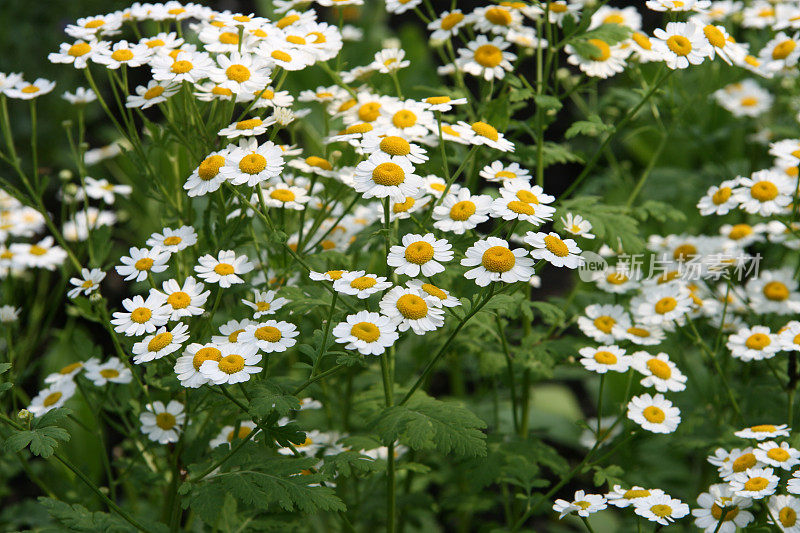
[0,191,67,276]
[557,424,800,531]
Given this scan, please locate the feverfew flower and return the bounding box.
[140,400,184,444]
[132,322,190,364]
[578,345,631,374]
[525,231,583,269]
[553,490,607,519]
[729,467,779,499]
[194,250,254,288]
[84,358,132,386]
[653,22,711,69]
[461,237,535,286]
[241,289,288,318]
[631,351,687,392]
[735,424,791,441]
[627,393,681,433]
[116,247,169,282]
[67,268,106,298]
[333,311,399,356]
[634,494,690,525]
[386,233,453,277]
[200,343,262,385]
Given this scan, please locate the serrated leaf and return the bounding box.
[533,95,563,112]
[0,362,11,374]
[565,115,612,139]
[321,450,380,478]
[29,427,71,458]
[4,431,34,453]
[528,301,566,326]
[374,392,487,457]
[540,142,584,167]
[37,497,136,532]
[248,380,301,417]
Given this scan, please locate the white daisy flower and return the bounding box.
[552,490,607,519]
[209,51,272,94]
[309,270,347,283]
[479,161,531,184]
[44,361,86,384]
[427,10,467,41]
[386,233,453,277]
[779,321,800,352]
[140,400,184,444]
[62,87,97,105]
[630,283,693,326]
[6,78,56,100]
[84,358,132,386]
[261,182,311,210]
[457,35,516,81]
[218,116,274,138]
[146,225,197,254]
[767,494,800,531]
[174,343,222,388]
[729,467,779,499]
[691,483,754,533]
[353,152,423,203]
[194,250,254,288]
[161,277,209,320]
[461,236,535,286]
[576,304,631,344]
[735,424,791,441]
[241,289,288,319]
[48,40,109,69]
[525,231,584,269]
[213,319,257,346]
[634,493,690,525]
[372,48,410,73]
[727,326,780,362]
[200,343,262,385]
[151,51,214,84]
[238,320,299,353]
[754,441,800,470]
[607,486,664,508]
[80,176,132,204]
[697,179,740,215]
[379,286,445,335]
[627,393,681,433]
[184,149,231,197]
[734,169,794,216]
[111,293,170,336]
[566,38,631,79]
[333,271,392,299]
[632,351,687,392]
[561,213,595,239]
[746,269,800,315]
[579,345,631,374]
[333,311,399,356]
[94,40,152,69]
[433,188,492,234]
[68,268,106,298]
[220,138,285,187]
[132,322,190,364]
[652,22,712,69]
[361,133,428,165]
[116,247,169,282]
[406,279,462,308]
[28,380,77,417]
[452,120,515,152]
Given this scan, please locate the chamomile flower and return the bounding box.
[490,195,552,225]
[701,24,744,65]
[174,344,221,388]
[210,52,272,94]
[433,189,492,234]
[779,321,800,352]
[80,176,132,204]
[746,269,800,315]
[48,40,109,69]
[309,270,347,283]
[333,311,399,356]
[209,422,259,448]
[462,237,535,286]
[372,48,410,73]
[353,152,423,202]
[220,138,285,187]
[480,161,530,184]
[591,6,642,30]
[727,326,780,362]
[653,22,712,69]
[132,322,190,364]
[387,233,453,277]
[62,87,96,105]
[421,96,467,113]
[239,320,298,353]
[28,380,76,417]
[126,80,179,109]
[68,268,106,298]
[552,491,607,519]
[767,494,800,531]
[453,120,514,152]
[457,35,516,81]
[561,213,595,239]
[576,304,630,344]
[111,293,170,336]
[200,343,262,385]
[218,116,274,138]
[630,284,693,326]
[333,271,392,299]
[729,467,779,499]
[406,279,461,308]
[632,351,687,392]
[760,32,800,71]
[525,231,584,269]
[754,441,800,469]
[147,226,197,254]
[697,179,740,215]
[647,0,710,11]
[579,345,631,374]
[6,79,56,100]
[380,286,445,334]
[566,38,630,79]
[735,424,791,441]
[735,170,794,216]
[84,358,132,386]
[361,134,428,165]
[692,484,754,533]
[94,40,152,69]
[627,393,681,434]
[259,40,315,71]
[13,237,67,270]
[427,10,467,41]
[607,486,664,508]
[151,51,214,84]
[44,361,86,384]
[160,277,209,320]
[184,149,230,196]
[116,247,169,282]
[634,494,690,525]
[195,250,254,288]
[262,182,311,210]
[140,400,184,444]
[471,5,522,34]
[240,289,287,319]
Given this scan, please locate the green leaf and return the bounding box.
[5,408,72,458]
[0,362,11,374]
[533,94,563,112]
[527,301,566,326]
[4,431,34,453]
[580,24,632,46]
[29,427,71,458]
[374,392,487,457]
[322,450,380,478]
[248,380,301,417]
[37,497,135,532]
[565,115,613,139]
[557,196,645,252]
[593,464,625,487]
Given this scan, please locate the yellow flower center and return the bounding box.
[131,307,152,324]
[404,241,435,264]
[81,279,94,288]
[256,301,271,312]
[764,281,789,301]
[351,322,380,342]
[99,369,120,379]
[654,297,677,314]
[393,197,416,213]
[305,156,332,170]
[270,189,296,203]
[743,477,769,492]
[647,359,672,379]
[703,25,726,48]
[227,426,252,441]
[711,502,739,521]
[236,118,263,130]
[167,291,191,309]
[666,35,692,56]
[421,283,447,300]
[286,35,306,45]
[673,244,696,261]
[171,60,193,74]
[550,2,568,13]
[358,102,382,122]
[485,7,512,25]
[380,136,411,156]
[481,246,516,273]
[212,86,233,96]
[255,326,282,342]
[219,354,245,374]
[68,42,92,57]
[226,64,251,83]
[163,236,182,246]
[84,19,105,28]
[728,224,752,240]
[449,200,476,221]
[508,201,536,215]
[543,235,569,257]
[148,331,173,352]
[426,96,451,105]
[277,14,300,28]
[345,123,373,134]
[271,50,293,62]
[440,12,465,30]
[474,44,503,68]
[350,276,377,290]
[593,316,615,333]
[603,13,625,24]
[155,412,176,430]
[145,39,165,48]
[111,49,134,62]
[732,452,756,472]
[745,333,771,350]
[214,263,235,276]
[193,347,222,370]
[773,40,797,60]
[43,392,62,407]
[239,153,267,174]
[740,97,758,107]
[392,110,417,129]
[627,327,651,338]
[132,257,153,272]
[219,32,239,44]
[650,504,673,518]
[60,362,82,374]
[751,181,779,201]
[372,162,405,186]
[396,294,429,319]
[593,350,617,365]
[587,39,611,61]
[325,270,344,280]
[623,489,650,499]
[768,447,791,462]
[21,85,40,94]
[751,424,777,432]
[632,32,652,50]
[643,406,665,424]
[780,507,798,527]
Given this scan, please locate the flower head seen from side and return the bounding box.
[84,358,133,386]
[579,345,631,374]
[461,237,535,286]
[333,311,399,356]
[140,400,185,444]
[68,268,106,299]
[333,271,392,299]
[552,490,607,519]
[525,231,583,269]
[28,380,77,417]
